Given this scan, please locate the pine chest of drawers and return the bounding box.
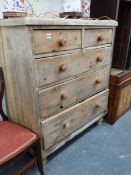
[0,18,117,160]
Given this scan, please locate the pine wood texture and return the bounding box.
[41,90,109,149]
[39,67,110,118]
[84,29,113,48]
[0,17,118,27]
[34,47,112,87]
[0,27,37,131]
[33,29,81,54]
[0,18,117,160]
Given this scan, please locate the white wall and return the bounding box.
[0,0,63,19]
[0,0,4,19]
[25,0,62,17]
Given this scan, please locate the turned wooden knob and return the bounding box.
[58,39,67,47]
[95,102,101,108]
[96,55,103,62]
[60,92,67,100]
[59,64,68,72]
[63,122,70,128]
[95,78,101,84]
[97,34,104,42]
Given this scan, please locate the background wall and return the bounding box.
[0,0,63,19]
[25,0,62,17]
[0,0,4,19]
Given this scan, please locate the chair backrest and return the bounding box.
[0,68,8,121]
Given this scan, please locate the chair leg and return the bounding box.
[16,158,36,175]
[33,139,44,175]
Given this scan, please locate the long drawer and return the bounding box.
[41,89,109,149]
[84,29,113,48]
[33,29,82,54]
[34,47,112,87]
[39,67,110,118]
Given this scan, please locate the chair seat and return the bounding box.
[0,121,37,165]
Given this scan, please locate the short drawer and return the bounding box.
[34,47,112,87]
[33,29,82,54]
[84,29,113,48]
[39,67,110,117]
[41,89,109,149]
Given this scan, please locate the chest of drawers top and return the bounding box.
[0,17,118,27]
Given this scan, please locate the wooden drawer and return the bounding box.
[33,29,81,54]
[41,89,109,149]
[39,67,110,117]
[34,47,112,87]
[84,29,113,48]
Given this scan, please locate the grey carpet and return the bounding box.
[0,110,131,175]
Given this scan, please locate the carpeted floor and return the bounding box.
[0,110,131,175]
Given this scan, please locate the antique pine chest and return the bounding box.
[0,18,117,161]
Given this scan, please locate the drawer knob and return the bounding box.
[95,102,101,108]
[95,79,101,84]
[59,64,68,72]
[63,122,70,128]
[58,39,67,47]
[96,55,103,62]
[60,92,67,100]
[97,35,104,42]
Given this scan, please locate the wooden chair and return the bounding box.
[0,68,44,175]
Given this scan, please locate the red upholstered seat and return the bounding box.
[0,121,37,165]
[0,69,44,174]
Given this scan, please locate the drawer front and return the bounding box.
[84,29,113,48]
[39,67,110,117]
[41,89,109,149]
[33,30,81,54]
[35,47,112,87]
